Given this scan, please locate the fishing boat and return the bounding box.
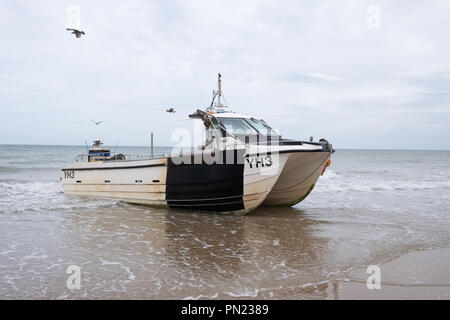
[61,74,334,213]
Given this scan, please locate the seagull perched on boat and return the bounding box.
[166,108,176,113]
[91,119,104,125]
[66,28,85,38]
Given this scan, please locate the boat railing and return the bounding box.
[75,153,168,163]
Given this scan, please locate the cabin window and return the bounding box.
[245,118,277,136]
[219,118,258,135]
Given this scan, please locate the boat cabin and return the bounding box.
[190,110,280,147]
[88,140,111,162]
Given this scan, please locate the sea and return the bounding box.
[0,145,449,299]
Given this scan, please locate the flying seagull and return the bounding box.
[66,28,85,38]
[166,108,176,113]
[91,119,104,125]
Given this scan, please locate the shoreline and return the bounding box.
[331,248,450,299]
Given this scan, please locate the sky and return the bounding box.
[0,0,449,149]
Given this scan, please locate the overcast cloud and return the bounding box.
[0,0,449,149]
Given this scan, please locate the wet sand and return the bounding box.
[2,202,449,300]
[332,248,450,300]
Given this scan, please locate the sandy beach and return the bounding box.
[333,248,450,299]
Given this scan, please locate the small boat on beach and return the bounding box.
[62,74,334,213]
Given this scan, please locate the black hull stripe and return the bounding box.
[62,163,165,171]
[168,200,243,207]
[167,185,240,199]
[165,177,240,186]
[167,194,243,202]
[166,152,245,212]
[168,202,245,212]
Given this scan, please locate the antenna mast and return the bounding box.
[207,73,231,112]
[218,73,222,106]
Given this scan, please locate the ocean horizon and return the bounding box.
[1,143,449,151]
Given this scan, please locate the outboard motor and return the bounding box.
[319,138,335,153]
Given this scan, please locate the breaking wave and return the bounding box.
[0,181,115,214]
[0,181,62,196]
[316,170,450,193]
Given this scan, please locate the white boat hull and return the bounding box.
[62,150,288,213]
[62,146,331,213]
[263,151,332,206]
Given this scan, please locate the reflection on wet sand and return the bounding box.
[3,197,448,299]
[8,196,447,300]
[162,206,332,299]
[47,204,333,299]
[164,211,249,279]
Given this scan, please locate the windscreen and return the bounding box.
[219,118,258,135]
[245,118,277,135]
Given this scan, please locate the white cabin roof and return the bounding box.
[210,111,252,119]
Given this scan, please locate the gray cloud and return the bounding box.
[0,0,449,149]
